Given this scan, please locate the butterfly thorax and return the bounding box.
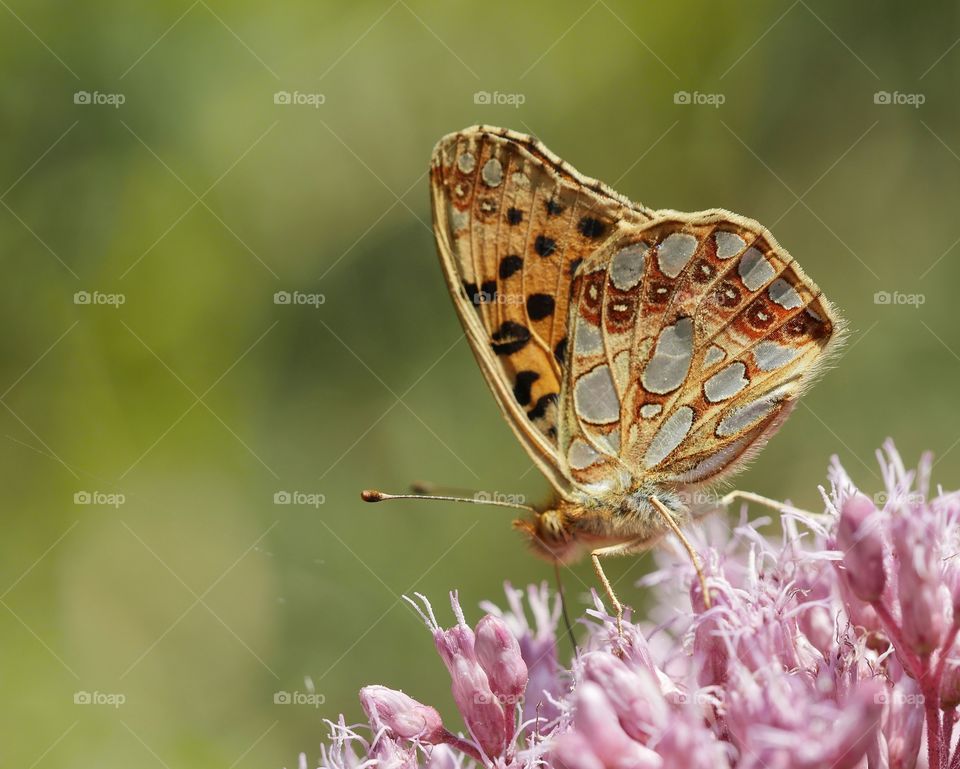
[514,484,690,564]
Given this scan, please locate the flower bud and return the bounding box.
[581,652,664,741]
[837,493,886,602]
[474,614,528,702]
[432,599,506,758]
[883,679,924,769]
[574,682,662,769]
[359,686,446,743]
[942,660,960,710]
[891,514,944,655]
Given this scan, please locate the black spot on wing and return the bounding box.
[527,393,558,421]
[479,280,497,304]
[554,337,568,367]
[577,216,606,238]
[512,370,540,406]
[568,258,583,277]
[534,235,556,257]
[526,293,556,320]
[491,321,531,356]
[506,207,523,225]
[463,281,479,305]
[545,199,564,216]
[499,254,523,280]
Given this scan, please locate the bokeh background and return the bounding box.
[2,1,959,766]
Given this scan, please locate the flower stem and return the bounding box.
[440,730,485,764]
[872,601,924,679]
[871,600,942,767]
[926,682,944,769]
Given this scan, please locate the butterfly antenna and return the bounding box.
[553,561,578,656]
[408,481,486,497]
[361,489,536,514]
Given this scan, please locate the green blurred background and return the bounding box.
[2,1,959,765]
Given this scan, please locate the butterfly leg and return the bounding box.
[648,496,712,609]
[719,490,830,523]
[590,547,626,637]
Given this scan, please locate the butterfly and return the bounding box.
[367,125,842,626]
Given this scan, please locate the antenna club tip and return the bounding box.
[361,489,384,503]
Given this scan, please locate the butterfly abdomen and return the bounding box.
[516,486,688,564]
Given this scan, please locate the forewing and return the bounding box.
[558,211,841,491]
[430,126,653,495]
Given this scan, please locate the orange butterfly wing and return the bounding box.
[430,126,652,496]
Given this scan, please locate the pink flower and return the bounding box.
[480,583,563,725]
[359,686,446,742]
[837,492,886,601]
[306,441,960,769]
[405,592,507,761]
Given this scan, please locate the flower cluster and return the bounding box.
[301,442,960,769]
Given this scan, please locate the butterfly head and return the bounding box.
[513,502,582,563]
